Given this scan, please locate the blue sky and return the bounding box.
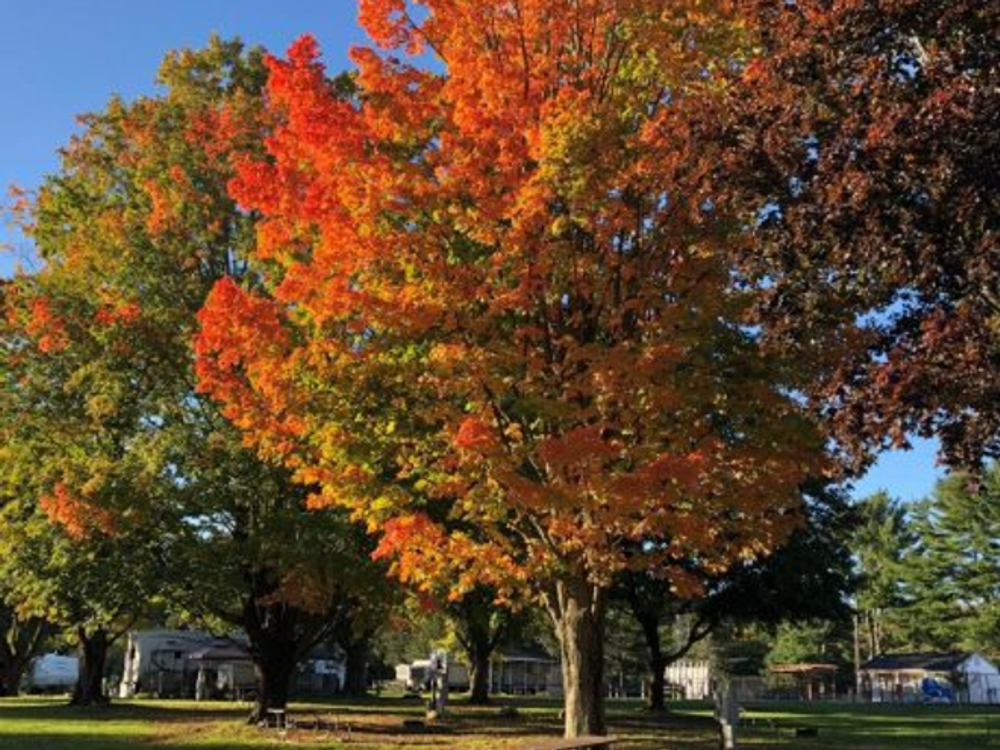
[0,1,945,503]
[0,0,367,275]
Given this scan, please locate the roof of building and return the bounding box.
[861,652,971,673]
[496,644,558,663]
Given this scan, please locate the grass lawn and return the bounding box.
[0,696,998,750]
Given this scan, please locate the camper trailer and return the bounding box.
[120,629,347,699]
[24,653,78,694]
[397,659,470,693]
[118,630,252,698]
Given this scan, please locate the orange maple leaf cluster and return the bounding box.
[39,483,117,540]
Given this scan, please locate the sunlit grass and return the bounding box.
[1,695,999,749]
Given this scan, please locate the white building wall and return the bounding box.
[664,660,711,700]
[960,654,1000,705]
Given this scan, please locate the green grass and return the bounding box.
[0,695,998,749]
[672,700,1000,750]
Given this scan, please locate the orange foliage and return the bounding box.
[26,297,70,354]
[39,483,117,540]
[196,1,823,607]
[195,277,305,460]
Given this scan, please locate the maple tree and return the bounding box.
[196,2,824,735]
[721,0,1000,470]
[1,38,388,717]
[0,276,170,705]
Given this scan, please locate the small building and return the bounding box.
[187,644,256,700]
[294,644,346,695]
[664,660,712,700]
[860,652,1000,705]
[489,644,561,696]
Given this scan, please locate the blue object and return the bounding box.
[921,677,954,702]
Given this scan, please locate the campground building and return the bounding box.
[860,652,1000,704]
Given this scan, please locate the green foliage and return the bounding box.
[766,620,853,667]
[899,471,1000,658]
[1,37,395,710]
[852,491,913,657]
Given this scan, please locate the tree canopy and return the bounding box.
[195,2,825,735]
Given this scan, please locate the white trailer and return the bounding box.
[398,659,469,693]
[25,653,78,694]
[119,629,246,698]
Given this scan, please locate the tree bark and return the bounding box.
[547,574,606,738]
[71,627,109,706]
[241,580,302,725]
[342,636,370,697]
[647,653,667,711]
[451,587,510,706]
[633,604,667,711]
[468,645,491,705]
[0,614,48,697]
[249,630,296,725]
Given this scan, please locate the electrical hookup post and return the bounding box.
[714,677,739,750]
[428,650,449,718]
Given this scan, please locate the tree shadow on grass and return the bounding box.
[0,700,247,724]
[0,735,289,750]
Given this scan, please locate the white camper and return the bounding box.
[119,630,248,698]
[25,653,78,694]
[398,659,470,693]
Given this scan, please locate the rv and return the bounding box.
[119,630,250,698]
[24,653,78,694]
[396,659,470,693]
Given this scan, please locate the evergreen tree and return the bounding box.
[853,492,912,658]
[901,472,1000,657]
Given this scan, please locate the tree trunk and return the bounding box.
[71,628,109,706]
[250,638,295,725]
[547,575,606,738]
[342,636,370,697]
[647,654,667,711]
[468,646,491,705]
[0,663,17,697]
[451,587,508,706]
[867,611,879,657]
[633,604,667,711]
[0,611,49,697]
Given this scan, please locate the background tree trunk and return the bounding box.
[71,628,109,706]
[647,653,667,712]
[0,613,48,697]
[450,587,513,706]
[468,645,491,705]
[548,575,606,738]
[633,604,667,711]
[342,635,370,697]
